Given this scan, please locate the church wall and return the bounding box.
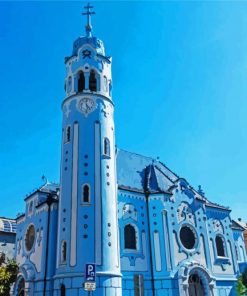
[118,181,241,295]
[206,207,238,277]
[15,191,59,295]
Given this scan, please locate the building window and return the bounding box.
[61,241,67,263]
[67,76,72,93]
[82,184,90,203]
[78,71,85,92]
[25,224,35,252]
[103,76,108,92]
[65,126,70,143]
[235,246,239,261]
[89,70,97,91]
[60,284,66,296]
[180,225,196,250]
[124,224,137,250]
[109,82,112,96]
[216,235,225,257]
[28,201,33,215]
[134,274,144,296]
[104,138,110,157]
[240,246,245,262]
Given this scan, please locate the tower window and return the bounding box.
[60,284,66,296]
[65,126,70,143]
[82,184,90,203]
[216,235,225,257]
[109,82,112,96]
[103,76,108,92]
[67,76,72,93]
[28,201,33,215]
[104,138,110,157]
[61,241,67,263]
[89,70,97,91]
[78,71,85,92]
[124,224,137,250]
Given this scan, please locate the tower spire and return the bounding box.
[82,3,95,38]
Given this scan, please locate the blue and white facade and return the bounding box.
[14,6,246,296]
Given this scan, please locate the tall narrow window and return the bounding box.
[124,224,137,250]
[61,284,66,296]
[78,71,85,92]
[134,274,144,296]
[28,201,33,215]
[109,82,112,96]
[67,76,72,93]
[61,241,67,263]
[82,185,90,203]
[103,76,108,92]
[216,235,225,257]
[65,126,70,143]
[104,138,110,157]
[89,70,97,91]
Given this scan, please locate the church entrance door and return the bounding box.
[188,274,205,296]
[17,277,25,296]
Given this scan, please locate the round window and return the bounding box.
[180,225,196,249]
[25,225,35,251]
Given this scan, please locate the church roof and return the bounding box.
[232,219,247,231]
[24,182,59,201]
[116,149,230,210]
[117,149,178,193]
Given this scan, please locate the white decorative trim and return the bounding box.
[70,122,79,267]
[95,121,102,265]
[154,231,162,271]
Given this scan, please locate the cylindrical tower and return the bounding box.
[54,5,122,296]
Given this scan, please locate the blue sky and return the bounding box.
[0,1,247,220]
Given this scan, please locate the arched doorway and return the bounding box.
[17,277,25,296]
[188,273,205,296]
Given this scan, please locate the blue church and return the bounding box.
[13,5,247,296]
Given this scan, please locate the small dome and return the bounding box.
[72,36,105,56]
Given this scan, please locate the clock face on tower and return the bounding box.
[77,97,97,117]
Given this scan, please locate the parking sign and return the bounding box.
[85,263,96,282]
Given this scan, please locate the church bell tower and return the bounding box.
[55,4,122,295]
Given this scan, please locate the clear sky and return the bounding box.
[0,1,247,220]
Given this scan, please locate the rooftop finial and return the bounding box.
[82,3,95,38]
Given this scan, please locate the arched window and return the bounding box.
[104,138,110,157]
[124,224,137,250]
[78,71,85,92]
[216,235,225,257]
[109,82,112,96]
[235,245,239,261]
[240,246,245,262]
[82,185,90,203]
[61,241,67,263]
[61,284,66,296]
[65,126,70,143]
[28,201,33,214]
[103,76,108,92]
[67,76,72,93]
[89,70,97,91]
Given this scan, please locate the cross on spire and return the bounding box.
[82,3,95,37]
